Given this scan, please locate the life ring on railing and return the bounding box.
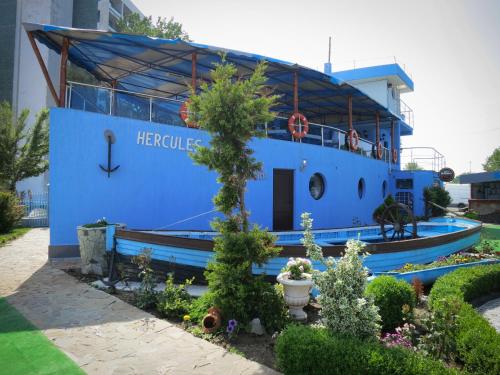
[348,129,359,151]
[288,112,309,139]
[392,148,398,163]
[376,141,383,159]
[179,100,199,128]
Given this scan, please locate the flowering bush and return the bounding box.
[301,212,381,339]
[395,252,493,273]
[380,323,416,350]
[281,257,313,280]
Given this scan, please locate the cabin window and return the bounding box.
[358,178,365,199]
[309,173,325,200]
[382,180,387,198]
[396,178,413,190]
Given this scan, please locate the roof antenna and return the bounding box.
[324,36,332,75]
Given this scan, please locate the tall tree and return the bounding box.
[0,102,49,192]
[115,13,190,41]
[188,60,285,328]
[483,146,500,172]
[404,161,423,171]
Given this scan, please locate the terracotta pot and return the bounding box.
[277,272,313,320]
[202,307,221,333]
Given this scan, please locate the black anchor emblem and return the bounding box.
[99,130,120,177]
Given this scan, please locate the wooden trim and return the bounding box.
[59,37,69,107]
[115,224,481,258]
[26,31,59,104]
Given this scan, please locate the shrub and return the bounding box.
[424,186,451,217]
[156,274,193,320]
[189,291,216,324]
[0,192,23,233]
[132,249,158,309]
[366,275,416,331]
[204,225,282,330]
[275,325,457,375]
[372,194,396,223]
[429,264,500,374]
[302,212,381,339]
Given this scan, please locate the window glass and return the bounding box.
[358,178,365,199]
[309,173,325,200]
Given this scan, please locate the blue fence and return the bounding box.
[19,192,49,227]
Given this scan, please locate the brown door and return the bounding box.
[273,169,294,231]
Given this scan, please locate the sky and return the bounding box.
[134,0,500,175]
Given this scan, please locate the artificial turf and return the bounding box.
[481,223,500,252]
[0,298,84,375]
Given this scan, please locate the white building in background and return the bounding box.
[0,0,143,194]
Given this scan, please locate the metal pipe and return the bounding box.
[293,71,298,114]
[348,95,353,130]
[191,52,197,91]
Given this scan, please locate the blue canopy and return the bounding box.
[25,23,398,124]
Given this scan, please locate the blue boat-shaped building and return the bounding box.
[24,23,481,277]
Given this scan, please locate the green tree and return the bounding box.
[0,102,49,192]
[115,13,190,41]
[404,161,423,171]
[482,146,500,172]
[188,60,285,328]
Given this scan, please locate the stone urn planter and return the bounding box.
[77,223,124,275]
[277,272,313,320]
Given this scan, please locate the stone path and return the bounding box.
[0,229,279,375]
[477,298,500,332]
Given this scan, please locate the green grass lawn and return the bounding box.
[0,298,84,375]
[0,227,31,247]
[481,223,500,252]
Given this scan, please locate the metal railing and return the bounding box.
[400,147,446,172]
[18,192,49,227]
[65,81,392,163]
[399,98,414,128]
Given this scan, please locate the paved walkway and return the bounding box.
[0,229,278,375]
[478,298,500,332]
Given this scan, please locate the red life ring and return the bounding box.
[179,100,199,128]
[376,141,383,159]
[348,129,359,151]
[288,112,309,139]
[392,148,398,163]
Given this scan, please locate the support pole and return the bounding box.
[111,80,117,115]
[348,95,353,130]
[59,37,69,107]
[27,31,59,105]
[293,71,299,113]
[375,111,380,145]
[191,52,197,91]
[391,119,395,151]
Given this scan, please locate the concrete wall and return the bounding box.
[50,108,399,247]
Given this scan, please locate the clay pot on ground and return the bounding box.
[202,307,221,333]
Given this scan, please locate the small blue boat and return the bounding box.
[106,217,481,282]
[374,258,499,285]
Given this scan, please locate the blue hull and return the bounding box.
[106,218,482,278]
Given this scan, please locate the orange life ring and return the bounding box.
[376,141,383,159]
[392,148,398,163]
[348,129,359,151]
[179,100,199,128]
[288,112,309,139]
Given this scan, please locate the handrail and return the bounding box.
[65,81,392,163]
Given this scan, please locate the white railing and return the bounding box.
[332,56,413,80]
[399,98,414,128]
[65,81,392,163]
[400,147,446,172]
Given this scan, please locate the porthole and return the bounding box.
[358,178,365,199]
[309,173,325,200]
[382,180,387,198]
